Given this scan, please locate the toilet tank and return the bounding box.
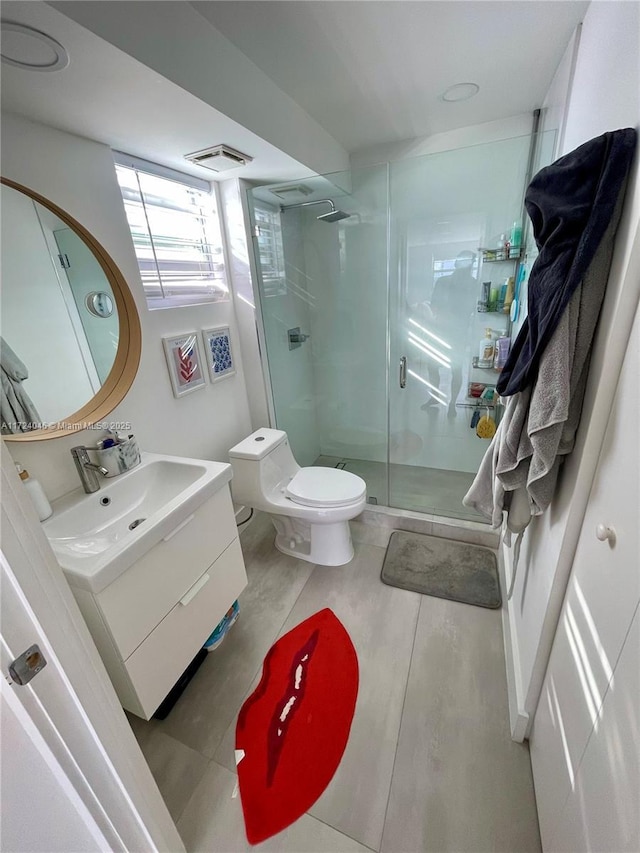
[228,428,300,503]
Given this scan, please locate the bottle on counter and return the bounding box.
[503,276,516,313]
[496,279,508,312]
[478,328,495,369]
[477,281,491,312]
[16,463,52,521]
[493,336,511,370]
[510,221,522,254]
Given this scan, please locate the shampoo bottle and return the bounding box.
[493,336,511,370]
[510,221,522,253]
[16,463,52,521]
[503,276,515,313]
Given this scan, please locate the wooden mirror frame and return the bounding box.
[1,177,142,441]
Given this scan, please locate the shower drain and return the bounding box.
[128,518,146,531]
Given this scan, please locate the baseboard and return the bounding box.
[357,503,500,548]
[499,540,530,742]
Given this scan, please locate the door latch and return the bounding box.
[8,644,47,686]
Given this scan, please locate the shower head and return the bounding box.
[316,208,352,223]
[280,198,352,223]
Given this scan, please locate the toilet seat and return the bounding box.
[286,467,366,508]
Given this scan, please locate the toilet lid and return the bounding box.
[285,467,366,508]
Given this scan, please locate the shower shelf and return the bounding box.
[457,399,501,409]
[478,248,523,262]
[471,358,501,371]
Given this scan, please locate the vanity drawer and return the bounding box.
[125,537,247,718]
[97,485,236,659]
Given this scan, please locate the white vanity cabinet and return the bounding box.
[68,484,247,719]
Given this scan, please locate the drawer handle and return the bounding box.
[163,514,195,542]
[180,573,210,607]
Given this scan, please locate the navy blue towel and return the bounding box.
[497,128,637,397]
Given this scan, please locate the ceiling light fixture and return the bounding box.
[1,21,69,72]
[441,82,479,103]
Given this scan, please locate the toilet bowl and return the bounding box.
[228,428,366,566]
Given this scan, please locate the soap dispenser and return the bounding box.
[16,463,52,521]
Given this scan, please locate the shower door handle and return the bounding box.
[399,356,407,389]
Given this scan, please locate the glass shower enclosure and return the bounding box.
[248,132,552,522]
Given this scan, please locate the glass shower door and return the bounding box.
[248,164,390,504]
[387,134,535,521]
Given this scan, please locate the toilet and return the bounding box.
[228,428,366,566]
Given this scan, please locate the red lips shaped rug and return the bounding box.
[235,608,359,844]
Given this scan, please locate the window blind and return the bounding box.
[253,206,287,298]
[115,158,228,309]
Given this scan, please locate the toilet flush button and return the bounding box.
[255,436,265,442]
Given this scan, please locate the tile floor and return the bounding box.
[128,513,541,853]
[314,456,484,524]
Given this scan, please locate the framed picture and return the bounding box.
[202,326,236,383]
[162,332,207,398]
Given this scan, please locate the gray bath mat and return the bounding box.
[381,530,501,609]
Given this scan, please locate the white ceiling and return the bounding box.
[1,1,589,185]
[194,0,589,152]
[0,2,314,184]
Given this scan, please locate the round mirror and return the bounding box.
[1,178,141,441]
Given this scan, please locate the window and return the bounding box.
[114,154,228,309]
[253,205,287,298]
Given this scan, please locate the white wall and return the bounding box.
[1,187,95,424]
[1,113,253,501]
[536,25,581,161]
[506,1,640,733]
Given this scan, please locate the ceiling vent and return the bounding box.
[184,144,253,173]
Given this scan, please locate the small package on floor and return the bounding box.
[204,600,240,651]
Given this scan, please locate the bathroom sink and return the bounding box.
[43,451,233,593]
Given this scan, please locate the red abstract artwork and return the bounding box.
[236,609,359,844]
[178,340,196,383]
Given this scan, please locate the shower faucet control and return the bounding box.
[288,327,310,350]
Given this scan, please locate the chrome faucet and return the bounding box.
[70,446,109,494]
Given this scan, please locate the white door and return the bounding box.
[529,309,640,850]
[0,443,184,852]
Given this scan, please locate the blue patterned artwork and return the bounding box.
[203,326,236,383]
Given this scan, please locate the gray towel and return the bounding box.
[463,180,625,533]
[1,337,41,434]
